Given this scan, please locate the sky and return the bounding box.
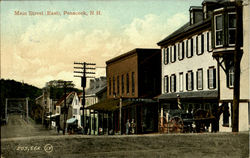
[1,0,203,89]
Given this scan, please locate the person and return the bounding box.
[131,119,135,134]
[126,119,130,135]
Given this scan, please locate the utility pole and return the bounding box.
[58,81,73,135]
[232,1,242,132]
[74,62,95,134]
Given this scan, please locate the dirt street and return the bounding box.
[1,115,249,158]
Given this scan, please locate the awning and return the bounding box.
[86,98,157,112]
[66,117,77,124]
[46,114,60,119]
[157,90,218,100]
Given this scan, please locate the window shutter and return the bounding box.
[191,38,193,57]
[207,69,209,89]
[196,71,198,90]
[226,70,229,88]
[167,48,169,64]
[163,49,165,65]
[174,75,176,92]
[191,72,194,90]
[186,73,188,90]
[213,68,216,89]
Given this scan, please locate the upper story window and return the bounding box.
[178,42,184,60]
[132,72,135,95]
[170,45,176,63]
[164,48,169,65]
[207,32,212,52]
[207,67,216,89]
[164,75,169,93]
[117,76,120,95]
[197,34,204,55]
[228,66,234,88]
[56,106,61,114]
[109,78,111,96]
[179,72,184,92]
[126,73,129,95]
[122,75,124,94]
[228,13,236,45]
[186,71,194,91]
[186,38,193,58]
[170,74,176,92]
[215,14,223,47]
[197,68,203,90]
[113,76,115,95]
[186,40,189,58]
[73,108,78,115]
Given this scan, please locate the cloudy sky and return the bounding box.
[1,0,203,89]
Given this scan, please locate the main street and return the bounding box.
[1,115,249,158]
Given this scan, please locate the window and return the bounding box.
[207,67,216,89]
[207,32,211,52]
[73,108,78,115]
[201,34,204,54]
[186,40,189,58]
[132,72,135,95]
[197,69,203,90]
[215,14,223,46]
[173,45,176,62]
[109,78,111,96]
[56,106,60,114]
[197,34,204,55]
[180,41,185,60]
[179,73,184,92]
[164,48,169,64]
[178,42,184,60]
[170,74,176,92]
[126,73,129,95]
[113,76,115,95]
[117,76,120,95]
[228,66,234,88]
[164,75,169,93]
[228,13,236,45]
[187,38,193,58]
[122,75,124,94]
[186,71,194,91]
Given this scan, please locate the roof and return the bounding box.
[55,92,75,106]
[87,98,157,112]
[189,6,203,10]
[157,90,218,100]
[106,48,160,65]
[85,85,107,96]
[157,17,211,46]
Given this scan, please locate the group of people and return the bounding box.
[125,119,136,135]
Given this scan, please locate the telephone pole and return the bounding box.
[74,62,95,134]
[232,1,243,132]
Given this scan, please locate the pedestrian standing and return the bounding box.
[126,119,130,135]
